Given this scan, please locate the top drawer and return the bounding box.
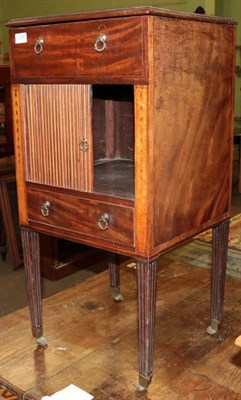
[9,16,148,84]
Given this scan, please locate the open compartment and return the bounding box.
[92,85,134,199]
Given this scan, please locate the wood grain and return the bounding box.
[108,252,121,289]
[6,6,236,28]
[23,84,93,191]
[136,259,157,389]
[210,219,230,326]
[9,17,148,84]
[0,172,23,269]
[21,227,42,338]
[134,85,152,256]
[151,17,235,254]
[11,84,28,225]
[27,187,134,247]
[94,86,134,161]
[0,65,14,148]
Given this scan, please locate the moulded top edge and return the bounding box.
[6,5,236,28]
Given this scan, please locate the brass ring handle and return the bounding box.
[34,38,44,55]
[41,201,51,217]
[94,33,107,53]
[80,138,89,152]
[98,213,110,231]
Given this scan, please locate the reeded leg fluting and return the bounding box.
[108,252,123,301]
[207,219,230,335]
[21,227,47,346]
[136,259,157,391]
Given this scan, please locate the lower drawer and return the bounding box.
[27,188,134,247]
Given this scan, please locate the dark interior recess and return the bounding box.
[92,85,135,199]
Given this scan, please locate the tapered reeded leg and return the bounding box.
[207,219,230,335]
[136,259,157,392]
[108,252,123,301]
[21,227,47,346]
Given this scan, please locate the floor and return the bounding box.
[0,250,107,318]
[1,256,241,399]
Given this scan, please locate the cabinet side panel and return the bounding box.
[11,84,28,225]
[134,85,152,255]
[134,17,154,257]
[152,18,235,247]
[23,84,93,192]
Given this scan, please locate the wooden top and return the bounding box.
[6,6,236,27]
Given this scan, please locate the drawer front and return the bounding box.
[10,17,147,83]
[27,189,134,246]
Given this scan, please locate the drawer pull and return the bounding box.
[34,38,44,55]
[41,201,51,217]
[98,213,110,231]
[94,33,107,53]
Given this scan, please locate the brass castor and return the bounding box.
[111,287,123,302]
[36,336,48,346]
[207,319,219,335]
[135,374,152,392]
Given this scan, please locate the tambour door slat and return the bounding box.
[22,84,93,192]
